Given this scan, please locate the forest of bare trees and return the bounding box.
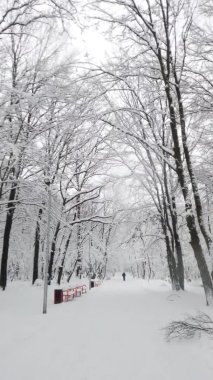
[1,0,213,305]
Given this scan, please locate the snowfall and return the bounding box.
[0,275,213,380]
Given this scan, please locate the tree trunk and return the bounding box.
[162,125,185,290]
[102,225,112,279]
[48,220,61,283]
[157,8,213,300]
[186,212,213,305]
[163,71,213,303]
[57,230,73,285]
[174,77,213,267]
[0,183,17,290]
[32,207,43,285]
[67,258,78,283]
[171,196,184,290]
[164,229,180,290]
[75,196,82,278]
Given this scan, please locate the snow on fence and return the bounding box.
[90,279,101,288]
[54,284,87,304]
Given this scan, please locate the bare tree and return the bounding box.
[90,0,213,304]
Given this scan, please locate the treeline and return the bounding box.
[0,0,114,290]
[1,0,213,306]
[83,0,213,304]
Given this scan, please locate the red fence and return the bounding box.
[54,284,87,304]
[91,279,101,287]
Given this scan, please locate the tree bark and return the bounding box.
[187,212,213,305]
[48,220,61,282]
[165,235,180,291]
[76,196,82,278]
[0,183,17,290]
[174,73,213,263]
[171,196,184,290]
[32,207,43,285]
[161,45,213,302]
[57,230,73,285]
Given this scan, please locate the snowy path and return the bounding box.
[1,278,213,380]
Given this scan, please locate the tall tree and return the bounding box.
[91,0,213,303]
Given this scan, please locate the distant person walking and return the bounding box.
[122,272,126,281]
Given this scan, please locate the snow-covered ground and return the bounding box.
[0,275,213,380]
